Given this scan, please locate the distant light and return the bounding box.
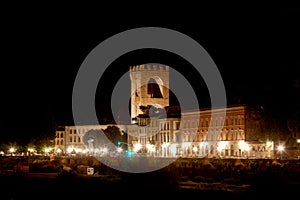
[117,147,122,153]
[297,139,300,143]
[278,145,284,151]
[126,150,133,157]
[192,146,198,153]
[9,147,15,153]
[217,141,228,152]
[133,143,142,152]
[67,147,73,153]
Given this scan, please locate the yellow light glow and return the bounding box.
[67,147,73,153]
[9,147,15,153]
[192,146,198,153]
[133,143,142,152]
[278,145,284,151]
[162,142,170,148]
[146,144,155,152]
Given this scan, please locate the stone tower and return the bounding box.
[130,64,169,123]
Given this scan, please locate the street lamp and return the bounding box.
[56,148,62,156]
[277,145,284,159]
[9,147,15,156]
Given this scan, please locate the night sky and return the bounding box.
[1,8,299,144]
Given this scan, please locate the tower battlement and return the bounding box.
[130,63,170,123]
[130,64,169,72]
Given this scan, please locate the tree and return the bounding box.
[102,126,127,147]
[246,106,290,143]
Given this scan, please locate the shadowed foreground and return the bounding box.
[1,157,299,199]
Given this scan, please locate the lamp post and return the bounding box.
[9,147,15,156]
[278,145,284,159]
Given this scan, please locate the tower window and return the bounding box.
[147,78,163,98]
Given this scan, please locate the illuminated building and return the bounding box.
[55,64,274,158]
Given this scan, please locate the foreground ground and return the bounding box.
[1,156,300,199]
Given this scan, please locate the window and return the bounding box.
[226,129,228,140]
[69,137,72,142]
[60,133,63,138]
[78,137,81,143]
[147,78,163,98]
[60,140,63,145]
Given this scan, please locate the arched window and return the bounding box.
[60,140,63,145]
[147,78,163,98]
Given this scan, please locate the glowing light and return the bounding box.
[146,144,155,152]
[238,140,249,151]
[192,146,198,153]
[56,148,62,153]
[217,141,228,152]
[9,147,15,153]
[67,147,73,153]
[44,148,50,153]
[278,145,284,152]
[161,142,170,148]
[75,148,82,153]
[133,143,142,152]
[117,147,123,153]
[182,142,190,149]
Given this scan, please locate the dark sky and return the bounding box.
[1,8,299,144]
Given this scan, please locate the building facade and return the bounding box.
[54,64,274,158]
